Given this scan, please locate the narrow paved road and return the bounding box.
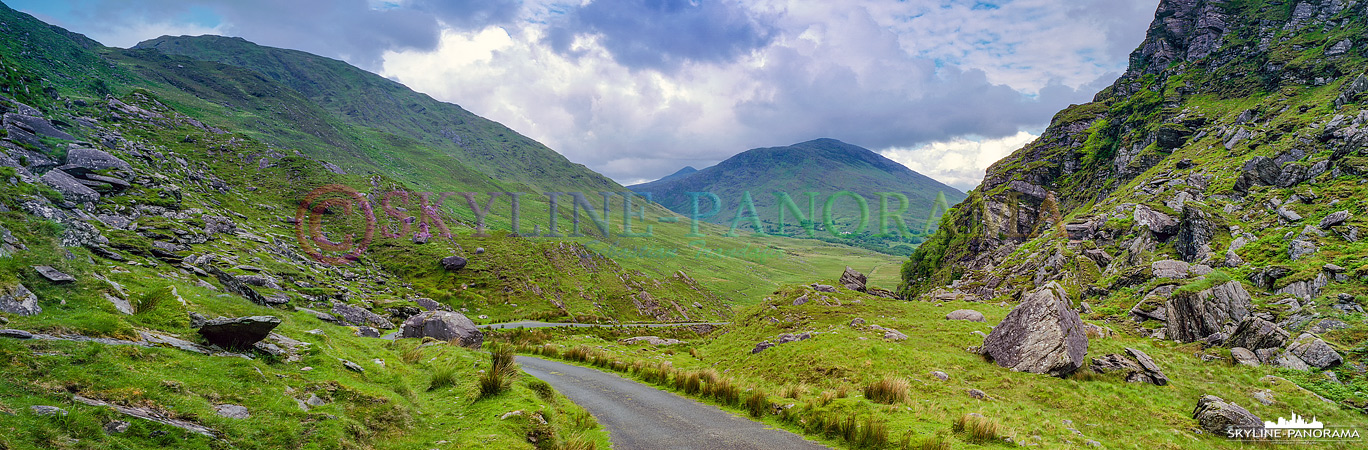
[517,356,830,450]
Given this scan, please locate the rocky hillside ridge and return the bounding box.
[902,0,1368,410]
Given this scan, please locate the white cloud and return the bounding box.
[880,130,1040,191]
[28,0,1160,187]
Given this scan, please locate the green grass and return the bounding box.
[495,285,1368,449]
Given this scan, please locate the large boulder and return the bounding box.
[1164,281,1252,343]
[197,316,281,349]
[401,311,483,348]
[1192,395,1262,436]
[0,283,41,316]
[945,309,986,322]
[979,282,1088,377]
[40,169,100,204]
[1320,210,1351,229]
[1225,317,1289,352]
[839,266,867,292]
[440,256,467,271]
[64,147,132,173]
[1285,333,1342,369]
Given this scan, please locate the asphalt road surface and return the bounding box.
[517,356,831,450]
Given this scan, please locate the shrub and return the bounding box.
[864,377,909,404]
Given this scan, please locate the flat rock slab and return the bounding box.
[33,266,76,283]
[519,356,829,450]
[945,309,986,322]
[74,395,215,437]
[197,316,281,349]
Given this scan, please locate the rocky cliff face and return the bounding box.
[902,0,1366,402]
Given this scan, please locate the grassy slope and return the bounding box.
[497,285,1368,449]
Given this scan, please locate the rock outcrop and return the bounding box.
[1225,317,1288,352]
[979,282,1088,377]
[0,283,41,316]
[1164,281,1252,343]
[839,266,867,292]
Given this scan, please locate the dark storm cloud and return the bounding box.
[545,0,776,71]
[42,0,521,69]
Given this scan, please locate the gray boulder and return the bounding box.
[1126,348,1169,386]
[64,147,132,173]
[1225,317,1288,352]
[1165,281,1252,343]
[1320,210,1350,229]
[1090,348,1168,385]
[946,309,986,322]
[215,404,250,419]
[751,341,774,354]
[440,256,467,271]
[1134,205,1178,237]
[839,266,867,292]
[811,284,837,293]
[1272,351,1310,371]
[331,303,395,330]
[401,311,483,348]
[1230,347,1260,366]
[1288,239,1317,261]
[1152,260,1191,279]
[40,169,100,204]
[1234,156,1280,191]
[1192,395,1262,436]
[197,316,281,349]
[0,283,40,316]
[979,282,1088,377]
[1285,333,1342,369]
[3,113,74,140]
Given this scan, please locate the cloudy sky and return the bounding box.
[12,0,1160,191]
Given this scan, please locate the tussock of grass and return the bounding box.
[744,390,769,418]
[428,366,458,391]
[864,377,909,404]
[528,378,554,400]
[478,345,519,399]
[952,413,1000,444]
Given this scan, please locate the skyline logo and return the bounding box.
[1264,413,1324,430]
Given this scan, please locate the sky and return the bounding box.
[10,0,1162,191]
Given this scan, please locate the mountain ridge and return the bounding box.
[629,138,965,240]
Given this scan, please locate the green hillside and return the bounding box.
[903,0,1368,418]
[630,138,966,255]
